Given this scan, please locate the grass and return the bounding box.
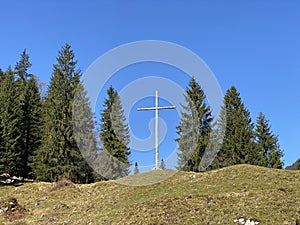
[0,164,299,224]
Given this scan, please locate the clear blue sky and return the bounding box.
[0,1,299,170]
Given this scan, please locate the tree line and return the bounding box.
[0,44,286,183]
[176,78,284,172]
[0,44,130,183]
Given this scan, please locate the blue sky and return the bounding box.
[0,1,299,171]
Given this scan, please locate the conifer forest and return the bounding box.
[0,44,293,184]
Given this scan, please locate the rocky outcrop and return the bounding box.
[0,173,24,186]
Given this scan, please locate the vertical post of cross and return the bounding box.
[137,90,176,170]
[155,90,159,169]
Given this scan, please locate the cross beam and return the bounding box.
[137,90,176,170]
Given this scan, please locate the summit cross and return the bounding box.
[137,90,176,170]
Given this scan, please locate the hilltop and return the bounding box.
[0,164,299,224]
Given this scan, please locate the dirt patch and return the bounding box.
[50,178,80,192]
[0,197,26,222]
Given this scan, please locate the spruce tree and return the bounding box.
[24,76,43,178]
[213,86,254,168]
[0,68,4,171]
[0,69,4,83]
[268,136,284,169]
[99,86,131,179]
[72,79,100,182]
[176,78,213,172]
[15,49,31,80]
[254,112,284,168]
[0,67,23,175]
[14,50,42,178]
[34,44,94,183]
[286,159,300,170]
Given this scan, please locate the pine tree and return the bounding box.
[133,162,139,174]
[34,44,94,183]
[99,86,131,179]
[213,86,255,168]
[160,159,166,170]
[0,67,24,175]
[176,78,213,172]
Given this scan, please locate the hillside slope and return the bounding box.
[0,164,299,224]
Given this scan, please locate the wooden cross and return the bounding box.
[137,90,176,170]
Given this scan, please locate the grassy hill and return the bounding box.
[0,164,299,224]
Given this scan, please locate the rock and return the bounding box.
[12,176,23,181]
[53,202,69,210]
[233,216,260,225]
[0,197,26,220]
[5,178,13,184]
[245,220,255,225]
[239,218,245,224]
[0,197,18,212]
[0,173,24,186]
[0,173,10,178]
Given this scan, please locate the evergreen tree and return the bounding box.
[213,86,254,168]
[0,69,4,83]
[268,136,284,169]
[199,127,222,171]
[254,112,284,168]
[14,50,42,177]
[286,159,300,170]
[24,76,43,177]
[176,77,213,172]
[72,79,100,182]
[34,44,94,183]
[133,162,139,174]
[15,49,31,80]
[0,68,4,170]
[99,86,131,179]
[160,159,166,170]
[0,67,24,175]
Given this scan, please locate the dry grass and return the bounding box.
[0,164,299,224]
[50,179,80,192]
